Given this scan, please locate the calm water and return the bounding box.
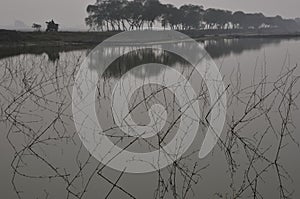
[0,37,300,199]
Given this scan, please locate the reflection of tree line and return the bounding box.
[101,48,190,78]
[203,38,283,59]
[0,45,93,62]
[0,37,297,64]
[92,38,294,78]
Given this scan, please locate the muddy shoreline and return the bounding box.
[1,29,300,48]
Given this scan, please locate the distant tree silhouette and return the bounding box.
[204,9,231,29]
[160,4,183,30]
[86,0,300,32]
[296,18,300,25]
[143,0,164,29]
[231,11,245,29]
[180,5,204,30]
[32,23,42,32]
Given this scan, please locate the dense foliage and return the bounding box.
[86,0,299,31]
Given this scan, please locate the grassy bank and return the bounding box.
[0,30,118,47]
[1,29,300,48]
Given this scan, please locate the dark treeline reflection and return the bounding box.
[97,38,297,78]
[0,37,298,63]
[101,48,190,78]
[203,37,284,58]
[0,45,93,62]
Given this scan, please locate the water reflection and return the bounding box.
[0,45,91,62]
[203,38,284,58]
[1,37,298,62]
[0,37,300,198]
[89,37,294,79]
[101,48,190,78]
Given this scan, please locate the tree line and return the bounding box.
[85,0,299,32]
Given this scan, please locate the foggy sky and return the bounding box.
[0,0,299,30]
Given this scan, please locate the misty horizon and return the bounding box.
[1,0,300,30]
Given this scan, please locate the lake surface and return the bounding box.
[0,37,300,199]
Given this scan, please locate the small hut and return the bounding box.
[46,20,59,32]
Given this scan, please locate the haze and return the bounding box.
[0,0,299,30]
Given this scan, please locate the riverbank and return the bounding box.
[1,29,300,48]
[0,30,117,47]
